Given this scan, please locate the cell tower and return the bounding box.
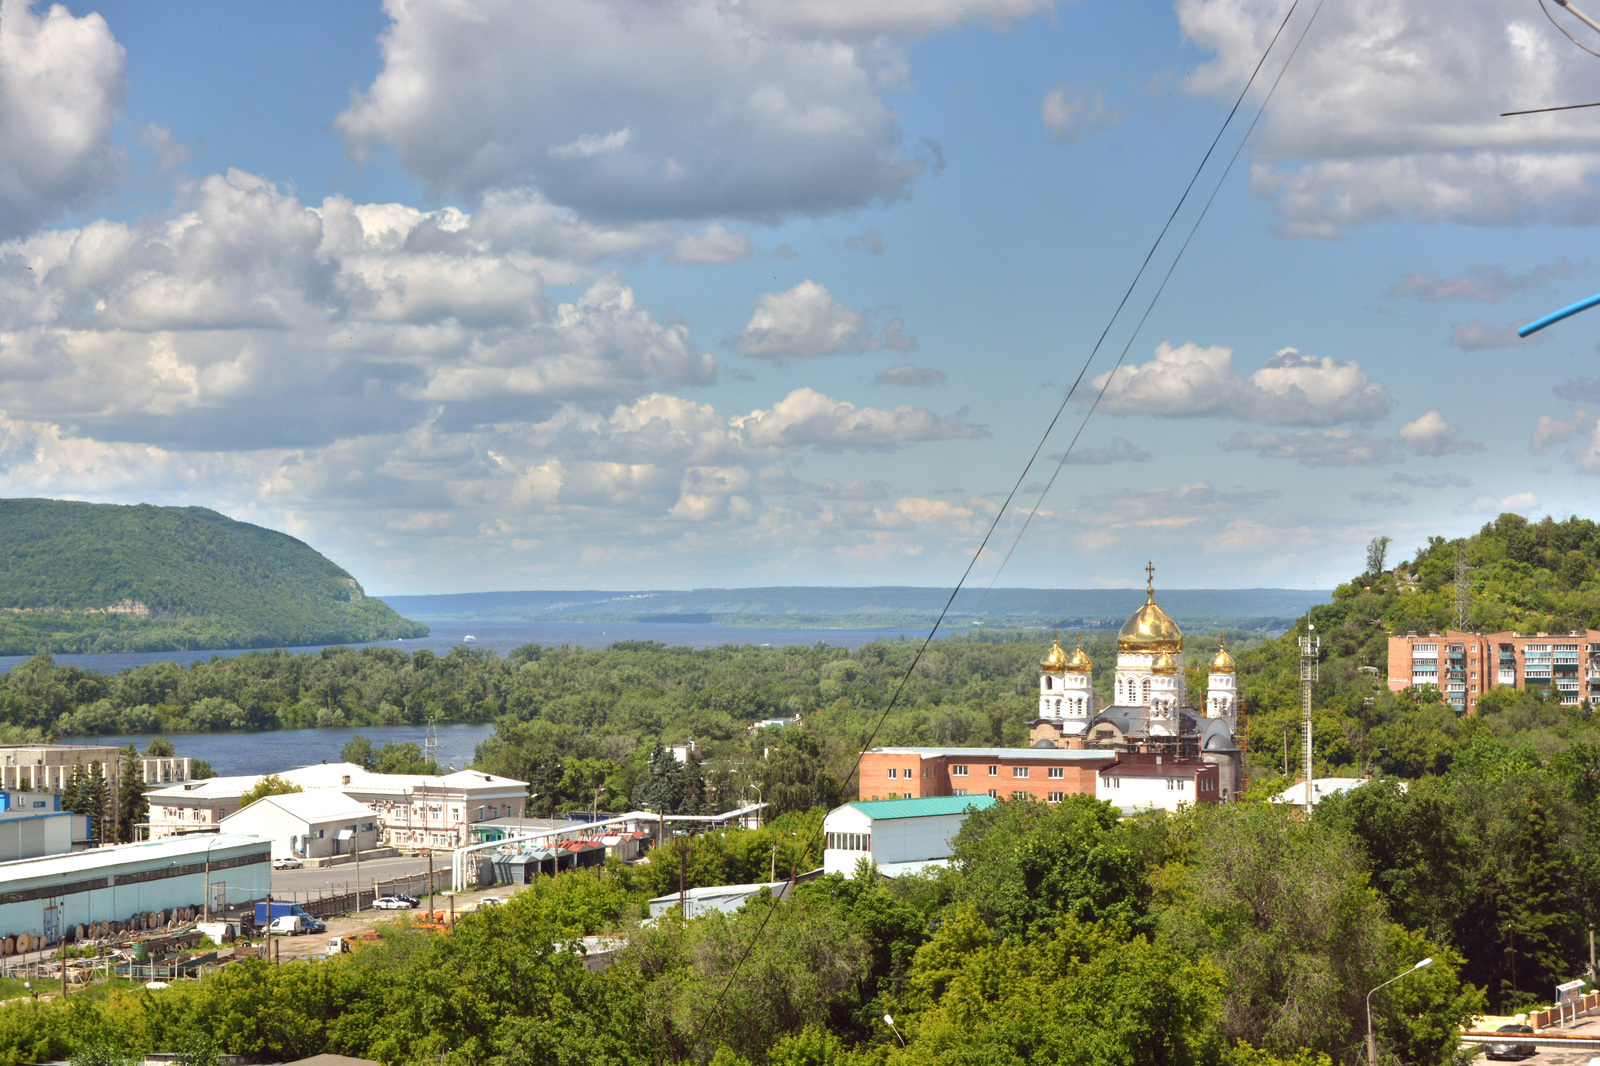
[423,713,440,771]
[1299,625,1319,809]
[1454,550,1472,631]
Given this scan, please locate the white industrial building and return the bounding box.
[822,795,996,877]
[0,807,92,862]
[218,792,380,861]
[647,881,793,919]
[0,834,270,945]
[147,762,527,849]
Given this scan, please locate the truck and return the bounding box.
[254,902,325,933]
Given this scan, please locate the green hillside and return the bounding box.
[1234,512,1600,778]
[0,499,428,653]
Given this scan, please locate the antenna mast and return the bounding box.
[1299,625,1319,809]
[1454,549,1471,631]
[423,713,440,771]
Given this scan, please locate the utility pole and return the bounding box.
[678,845,690,917]
[1300,625,1319,810]
[1454,550,1472,631]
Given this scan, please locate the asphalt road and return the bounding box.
[271,854,438,897]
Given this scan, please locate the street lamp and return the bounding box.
[202,835,228,922]
[1366,958,1433,1066]
[882,1014,906,1048]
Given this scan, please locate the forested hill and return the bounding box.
[0,499,427,653]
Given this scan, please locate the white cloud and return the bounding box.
[746,0,1053,36]
[0,0,125,238]
[1221,428,1397,466]
[732,387,986,451]
[874,364,946,386]
[1040,85,1119,142]
[1457,491,1543,515]
[1398,410,1483,455]
[1390,259,1582,302]
[665,224,752,265]
[137,123,192,172]
[1531,409,1600,472]
[1094,342,1389,424]
[1450,319,1533,350]
[1352,489,1411,507]
[734,280,917,359]
[1180,0,1600,234]
[1058,437,1150,465]
[548,128,633,160]
[336,0,924,220]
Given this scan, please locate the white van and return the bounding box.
[269,915,305,936]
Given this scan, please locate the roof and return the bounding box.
[276,1056,380,1066]
[1271,778,1376,806]
[474,816,585,831]
[844,795,997,820]
[282,762,527,794]
[647,881,789,905]
[0,833,267,881]
[223,791,376,825]
[1100,762,1214,779]
[147,775,261,801]
[866,747,1121,761]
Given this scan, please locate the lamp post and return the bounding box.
[750,784,762,829]
[882,1014,906,1048]
[1366,958,1433,1066]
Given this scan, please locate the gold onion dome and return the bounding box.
[1151,651,1179,675]
[1117,562,1184,652]
[1041,635,1070,673]
[1210,639,1235,674]
[1065,636,1093,674]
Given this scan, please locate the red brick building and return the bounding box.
[857,747,1117,803]
[1387,629,1600,713]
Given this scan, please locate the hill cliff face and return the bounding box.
[0,499,427,653]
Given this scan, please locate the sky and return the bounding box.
[1,0,1599,595]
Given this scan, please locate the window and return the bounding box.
[951,765,969,777]
[953,788,968,796]
[1048,767,1064,779]
[988,789,998,798]
[904,767,913,779]
[1012,767,1029,779]
[987,765,999,777]
[1106,777,1121,789]
[1045,676,1053,690]
[1048,792,1065,803]
[1166,779,1187,791]
[887,768,897,779]
[903,792,912,799]
[1011,790,1029,800]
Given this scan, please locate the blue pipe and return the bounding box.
[1518,291,1600,337]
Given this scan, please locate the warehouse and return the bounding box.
[823,795,996,877]
[0,834,270,947]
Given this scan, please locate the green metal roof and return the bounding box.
[847,794,997,820]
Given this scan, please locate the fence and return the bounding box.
[280,867,455,920]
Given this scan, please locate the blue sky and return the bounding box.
[2,0,1599,594]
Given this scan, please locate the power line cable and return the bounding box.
[983,0,1329,590]
[685,2,1322,1049]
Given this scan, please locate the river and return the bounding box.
[59,722,500,778]
[0,618,928,677]
[8,618,930,778]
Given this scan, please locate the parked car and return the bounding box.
[272,857,304,870]
[303,917,327,934]
[476,896,506,909]
[373,896,416,910]
[1485,1024,1536,1060]
[394,894,421,906]
[268,915,306,936]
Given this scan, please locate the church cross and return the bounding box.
[1145,560,1155,596]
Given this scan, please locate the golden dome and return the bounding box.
[1117,563,1183,652]
[1040,635,1069,673]
[1065,636,1093,674]
[1210,638,1235,674]
[1151,651,1178,675]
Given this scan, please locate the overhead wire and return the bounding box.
[1537,0,1600,57]
[983,0,1330,592]
[685,0,1325,1050]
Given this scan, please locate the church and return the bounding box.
[1031,565,1244,800]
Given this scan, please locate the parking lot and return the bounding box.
[270,854,436,897]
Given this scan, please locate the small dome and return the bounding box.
[1151,651,1178,675]
[1210,638,1235,674]
[1065,635,1093,674]
[1041,636,1069,673]
[1117,564,1183,652]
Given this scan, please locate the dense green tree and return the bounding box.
[235,775,303,811]
[760,729,843,817]
[85,761,109,844]
[114,745,146,844]
[142,737,175,757]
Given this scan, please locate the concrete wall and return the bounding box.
[0,812,79,862]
